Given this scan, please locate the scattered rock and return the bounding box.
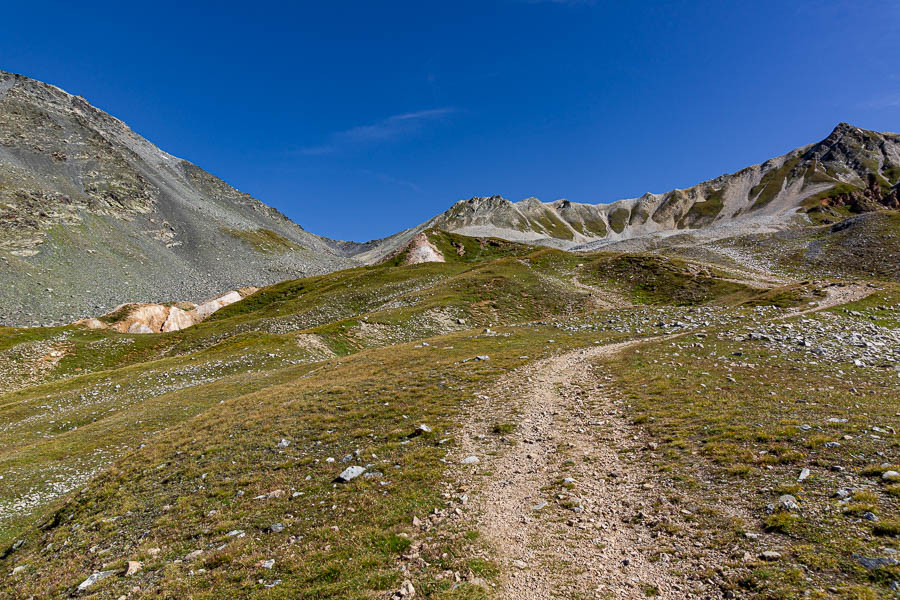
[409,424,432,438]
[395,579,416,598]
[77,570,116,591]
[778,494,800,511]
[335,466,366,483]
[854,554,900,570]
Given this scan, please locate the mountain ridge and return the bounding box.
[1,69,899,325]
[414,123,899,249]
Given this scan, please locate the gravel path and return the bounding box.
[457,337,729,598]
[779,282,875,320]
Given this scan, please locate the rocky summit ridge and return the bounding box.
[339,122,900,264]
[412,122,900,251]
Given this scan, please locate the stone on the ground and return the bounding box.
[78,570,117,591]
[335,466,366,482]
[778,494,800,511]
[409,424,432,437]
[460,456,480,465]
[855,554,900,570]
[759,551,782,561]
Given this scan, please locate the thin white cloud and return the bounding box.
[301,108,456,155]
[861,92,900,109]
[360,169,423,193]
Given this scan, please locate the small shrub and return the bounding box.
[764,512,799,533]
[873,520,900,537]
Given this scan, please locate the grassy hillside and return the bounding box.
[1,231,898,599]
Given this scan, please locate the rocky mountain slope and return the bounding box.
[0,70,356,326]
[352,123,900,261]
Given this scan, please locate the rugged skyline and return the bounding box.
[2,69,899,326]
[2,1,898,240]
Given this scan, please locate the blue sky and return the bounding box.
[2,1,899,241]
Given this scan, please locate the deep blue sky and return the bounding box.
[2,1,899,241]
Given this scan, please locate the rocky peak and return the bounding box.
[517,196,544,209]
[460,195,511,212]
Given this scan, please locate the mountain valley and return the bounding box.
[1,71,899,599]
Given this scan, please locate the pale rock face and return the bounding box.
[120,305,171,332]
[195,290,244,320]
[127,322,155,334]
[77,318,106,329]
[79,288,248,334]
[404,233,445,265]
[161,306,195,332]
[0,70,356,328]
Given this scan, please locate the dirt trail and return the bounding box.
[780,282,875,319]
[569,274,632,311]
[453,276,875,598]
[457,338,728,599]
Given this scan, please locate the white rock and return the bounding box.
[335,466,366,482]
[127,322,154,334]
[78,570,116,591]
